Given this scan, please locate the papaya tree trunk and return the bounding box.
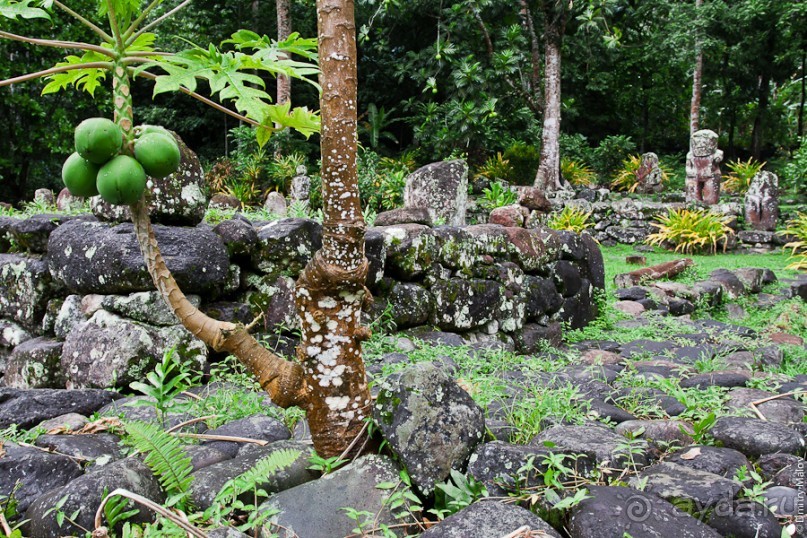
[294,0,373,458]
[113,58,307,409]
[689,0,703,137]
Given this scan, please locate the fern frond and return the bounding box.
[122,421,194,504]
[214,448,302,505]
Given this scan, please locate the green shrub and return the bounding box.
[592,135,636,177]
[782,137,807,195]
[267,152,306,193]
[783,212,807,271]
[480,181,518,210]
[561,158,596,187]
[546,206,594,233]
[559,133,595,165]
[723,157,765,194]
[646,208,734,254]
[477,152,515,182]
[502,141,541,185]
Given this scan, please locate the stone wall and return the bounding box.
[0,214,604,390]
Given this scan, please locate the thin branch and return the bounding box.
[0,62,113,88]
[93,489,207,538]
[122,0,162,41]
[0,30,116,57]
[129,0,193,46]
[173,432,268,445]
[130,68,260,128]
[52,0,114,43]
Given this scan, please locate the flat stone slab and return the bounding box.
[0,387,120,428]
[630,462,741,509]
[531,424,649,473]
[568,485,722,538]
[711,417,805,457]
[421,500,561,537]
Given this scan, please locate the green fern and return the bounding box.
[215,448,302,505]
[122,421,194,508]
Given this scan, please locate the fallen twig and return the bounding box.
[172,433,268,445]
[749,391,798,422]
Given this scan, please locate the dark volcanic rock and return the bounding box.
[3,337,64,388]
[666,446,751,479]
[48,220,231,295]
[189,440,315,510]
[24,457,164,537]
[711,417,805,456]
[373,362,486,495]
[250,218,321,278]
[630,462,741,509]
[466,441,549,496]
[258,455,404,538]
[568,486,721,538]
[531,424,649,473]
[201,415,290,458]
[707,499,783,538]
[0,442,83,513]
[375,207,433,227]
[421,500,562,537]
[430,278,502,332]
[387,282,435,328]
[34,433,124,467]
[0,387,119,428]
[0,253,61,331]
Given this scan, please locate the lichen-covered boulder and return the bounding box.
[8,214,63,253]
[404,160,468,226]
[3,337,63,388]
[213,217,258,258]
[376,224,438,280]
[421,500,562,538]
[488,204,528,227]
[373,362,485,495]
[241,274,298,331]
[60,310,207,389]
[464,225,560,272]
[430,278,503,332]
[91,131,208,225]
[48,219,231,296]
[100,291,201,327]
[0,387,119,429]
[0,254,61,331]
[386,282,434,328]
[250,218,322,279]
[374,207,433,227]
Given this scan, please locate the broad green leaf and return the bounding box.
[41,53,110,96]
[0,0,51,20]
[125,32,156,53]
[97,0,140,22]
[262,103,321,139]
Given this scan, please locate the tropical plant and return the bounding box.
[502,142,541,186]
[546,206,594,233]
[480,181,517,210]
[592,135,636,177]
[561,157,596,187]
[781,138,807,195]
[611,154,670,193]
[267,152,306,193]
[646,208,734,254]
[128,347,198,427]
[122,421,194,508]
[723,157,765,194]
[358,103,400,149]
[428,469,488,520]
[783,212,807,271]
[476,152,514,182]
[0,0,377,460]
[379,169,407,210]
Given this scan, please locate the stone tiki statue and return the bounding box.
[685,129,723,205]
[636,152,663,194]
[289,165,311,209]
[744,171,779,231]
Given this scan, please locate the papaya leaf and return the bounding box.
[125,32,156,53]
[97,0,141,22]
[0,0,51,20]
[41,52,110,96]
[262,103,320,139]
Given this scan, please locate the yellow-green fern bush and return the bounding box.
[646,208,734,254]
[611,155,670,193]
[783,212,807,271]
[546,206,594,234]
[476,152,515,182]
[561,157,596,187]
[723,157,765,194]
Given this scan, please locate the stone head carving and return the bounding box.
[690,130,719,157]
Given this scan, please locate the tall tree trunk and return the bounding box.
[295,0,373,458]
[519,0,541,97]
[799,50,805,140]
[689,0,703,137]
[276,0,292,106]
[751,72,770,160]
[534,10,565,192]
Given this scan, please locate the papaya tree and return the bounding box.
[0,0,372,458]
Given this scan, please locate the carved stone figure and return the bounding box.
[744,171,779,231]
[685,130,723,205]
[636,152,663,194]
[289,165,311,208]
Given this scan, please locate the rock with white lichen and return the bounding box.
[90,131,208,225]
[47,219,231,295]
[373,361,486,496]
[0,254,62,332]
[404,160,469,226]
